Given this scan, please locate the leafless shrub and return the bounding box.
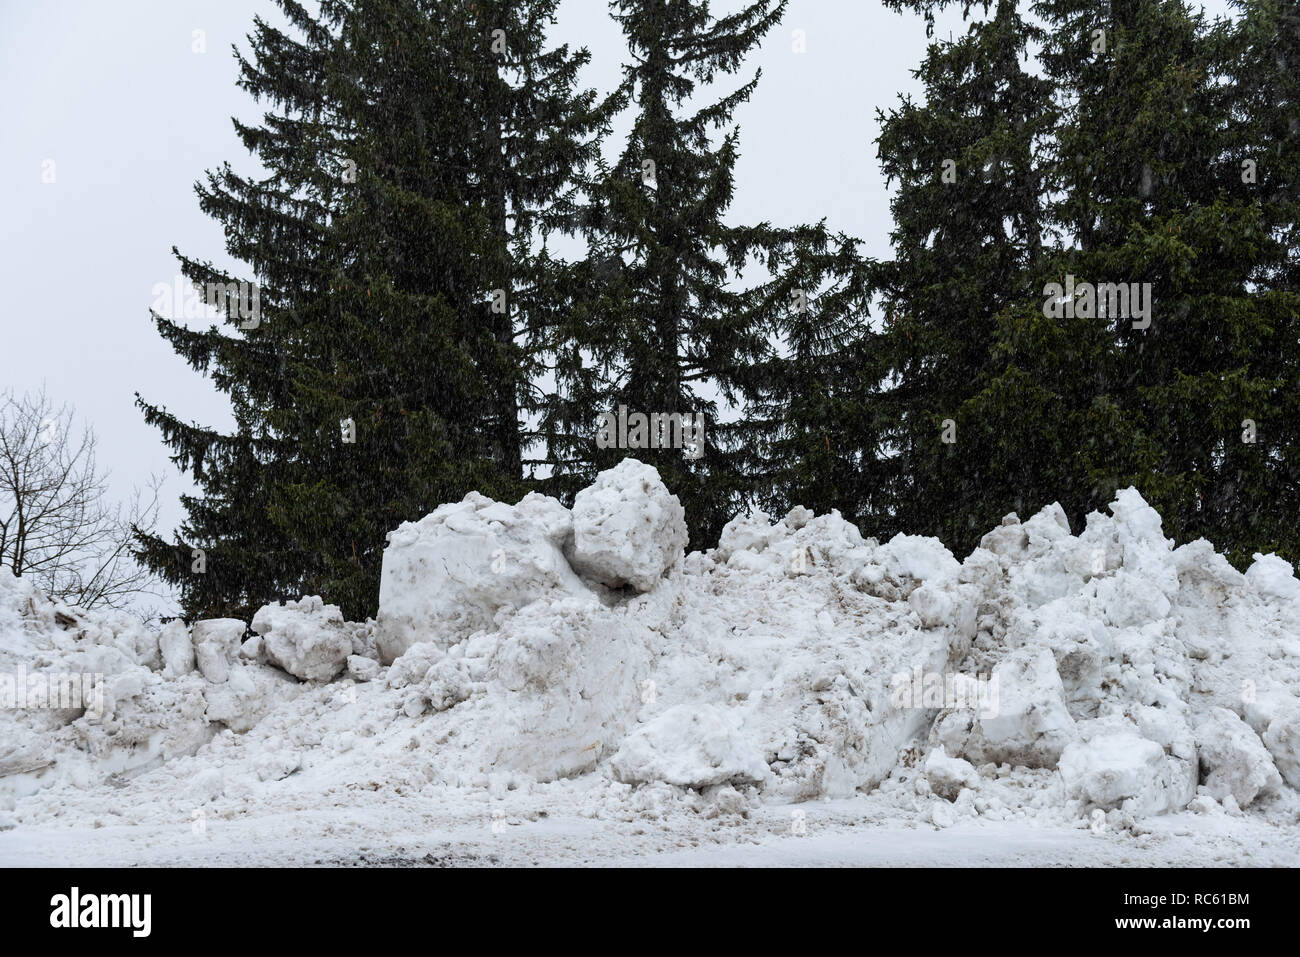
[0,388,165,614]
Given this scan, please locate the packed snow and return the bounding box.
[2,460,1298,865]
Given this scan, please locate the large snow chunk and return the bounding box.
[251,596,352,682]
[569,459,687,592]
[978,647,1076,766]
[1110,487,1171,549]
[924,747,980,801]
[1245,553,1300,603]
[1059,719,1192,815]
[715,509,776,562]
[611,704,768,789]
[158,620,195,677]
[410,597,654,782]
[979,512,1030,560]
[877,534,960,585]
[936,646,1075,768]
[375,491,592,663]
[1261,703,1300,791]
[190,619,245,684]
[204,662,302,733]
[1195,708,1283,807]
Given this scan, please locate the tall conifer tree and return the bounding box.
[540,0,795,546]
[137,0,605,619]
[875,0,1054,550]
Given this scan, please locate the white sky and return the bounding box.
[0,0,1235,543]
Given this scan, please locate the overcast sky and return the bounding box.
[0,0,1235,548]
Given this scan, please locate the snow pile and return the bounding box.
[2,459,1299,861]
[0,569,211,803]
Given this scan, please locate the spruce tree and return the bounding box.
[1031,0,1300,564]
[539,0,794,547]
[137,0,605,620]
[135,1,338,620]
[874,0,1055,550]
[873,0,1300,568]
[736,230,888,524]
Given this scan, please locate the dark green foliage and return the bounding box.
[137,0,604,619]
[869,0,1300,567]
[873,0,1055,549]
[536,0,806,547]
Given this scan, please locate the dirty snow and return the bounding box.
[2,460,1298,866]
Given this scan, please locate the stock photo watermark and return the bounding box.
[1042,275,1151,330]
[1,667,104,719]
[151,275,261,329]
[596,406,705,459]
[890,668,1000,718]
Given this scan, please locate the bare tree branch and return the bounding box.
[0,388,166,616]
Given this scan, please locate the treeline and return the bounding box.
[136,0,1300,622]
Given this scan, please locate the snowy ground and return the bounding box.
[4,788,1295,867]
[3,460,1299,867]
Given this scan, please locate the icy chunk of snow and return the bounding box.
[158,620,195,678]
[938,646,1076,768]
[203,663,301,734]
[346,655,380,683]
[190,619,244,684]
[569,459,687,592]
[611,704,768,789]
[1195,707,1283,807]
[924,747,980,801]
[1059,718,1192,815]
[418,597,654,782]
[1110,487,1171,549]
[877,534,960,584]
[1261,703,1300,790]
[1245,553,1300,603]
[375,491,592,663]
[252,596,351,682]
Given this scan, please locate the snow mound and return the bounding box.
[2,471,1299,859]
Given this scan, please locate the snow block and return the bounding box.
[1245,553,1300,603]
[375,491,592,663]
[924,747,980,801]
[569,459,687,592]
[611,704,768,789]
[158,620,195,678]
[937,646,1076,769]
[252,596,352,682]
[1059,718,1194,815]
[190,619,245,684]
[1262,704,1300,791]
[412,597,654,782]
[1195,707,1283,807]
